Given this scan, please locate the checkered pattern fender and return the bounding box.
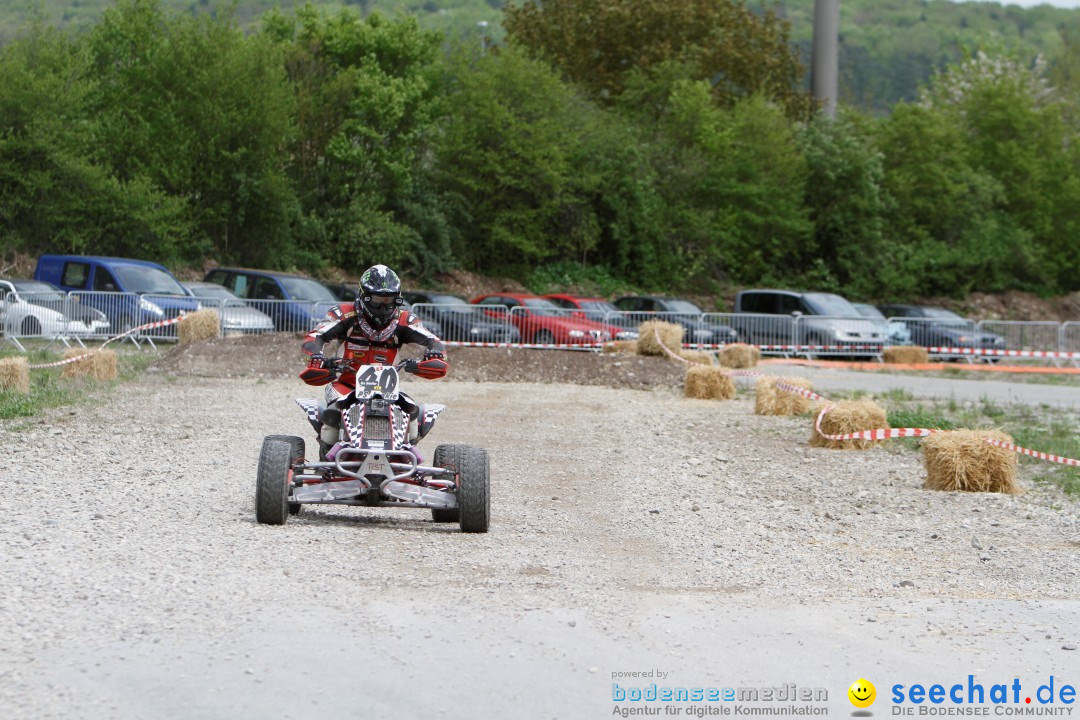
[343,405,363,447]
[295,399,322,431]
[390,405,408,449]
[416,403,445,442]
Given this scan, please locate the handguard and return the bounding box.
[300,356,334,386]
[413,357,449,380]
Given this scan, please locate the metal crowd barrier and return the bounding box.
[407,303,518,343]
[977,320,1061,354]
[1064,322,1080,354]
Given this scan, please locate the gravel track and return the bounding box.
[1,366,1078,718]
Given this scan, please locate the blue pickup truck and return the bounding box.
[34,255,199,335]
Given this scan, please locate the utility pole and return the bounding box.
[812,0,840,118]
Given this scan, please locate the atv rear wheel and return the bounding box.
[262,435,305,515]
[256,439,295,525]
[434,443,489,533]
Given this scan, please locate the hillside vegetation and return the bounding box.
[1,0,1079,303]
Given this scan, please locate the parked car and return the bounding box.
[470,293,613,345]
[852,303,911,346]
[181,282,274,334]
[203,268,339,333]
[541,294,639,340]
[876,305,1005,350]
[322,282,358,302]
[731,289,884,349]
[611,296,738,346]
[402,291,519,343]
[33,255,199,336]
[0,279,110,338]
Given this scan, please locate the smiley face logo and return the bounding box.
[848,679,876,708]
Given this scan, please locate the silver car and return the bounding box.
[1,279,110,338]
[181,282,275,334]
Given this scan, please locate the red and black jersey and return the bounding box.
[302,303,445,392]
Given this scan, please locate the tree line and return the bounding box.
[1,0,1078,301]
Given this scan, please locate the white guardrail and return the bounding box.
[1,290,1077,365]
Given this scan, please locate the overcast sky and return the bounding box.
[957,0,1080,7]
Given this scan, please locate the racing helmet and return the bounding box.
[358,264,403,329]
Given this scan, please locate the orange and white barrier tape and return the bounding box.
[654,328,1080,467]
[27,315,186,369]
[813,406,1079,466]
[928,346,1080,359]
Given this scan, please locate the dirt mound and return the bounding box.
[153,333,686,391]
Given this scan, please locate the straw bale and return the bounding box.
[923,429,1018,494]
[679,350,714,366]
[883,346,929,364]
[717,343,760,369]
[636,321,683,357]
[178,309,221,345]
[0,356,30,394]
[684,365,736,400]
[810,399,889,450]
[754,376,813,416]
[62,349,117,382]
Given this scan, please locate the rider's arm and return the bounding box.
[396,312,446,356]
[396,312,448,379]
[302,305,353,358]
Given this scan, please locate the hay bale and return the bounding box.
[0,356,30,394]
[683,365,736,400]
[178,309,221,345]
[755,376,813,416]
[717,343,760,369]
[61,349,117,382]
[883,346,929,364]
[923,430,1018,494]
[679,349,714,365]
[636,321,684,357]
[810,399,889,450]
[603,340,638,354]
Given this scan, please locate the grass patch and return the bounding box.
[0,348,160,423]
[879,389,1080,496]
[886,406,956,431]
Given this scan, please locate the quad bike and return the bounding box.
[255,359,490,533]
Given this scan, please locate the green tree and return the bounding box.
[263,4,450,275]
[799,112,889,298]
[434,47,602,272]
[618,71,810,288]
[87,0,295,266]
[503,0,811,119]
[0,24,189,261]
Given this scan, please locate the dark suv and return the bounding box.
[732,289,885,349]
[612,296,738,346]
[877,305,1004,350]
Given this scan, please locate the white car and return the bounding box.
[0,279,110,338]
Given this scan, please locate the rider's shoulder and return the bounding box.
[331,302,358,319]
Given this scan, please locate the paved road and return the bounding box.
[758,365,1080,410]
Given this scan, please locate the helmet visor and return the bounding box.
[366,294,399,307]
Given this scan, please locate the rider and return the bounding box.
[299,264,448,453]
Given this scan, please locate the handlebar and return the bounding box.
[320,357,419,375]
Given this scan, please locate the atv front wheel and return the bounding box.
[262,435,305,515]
[256,439,294,525]
[434,443,489,533]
